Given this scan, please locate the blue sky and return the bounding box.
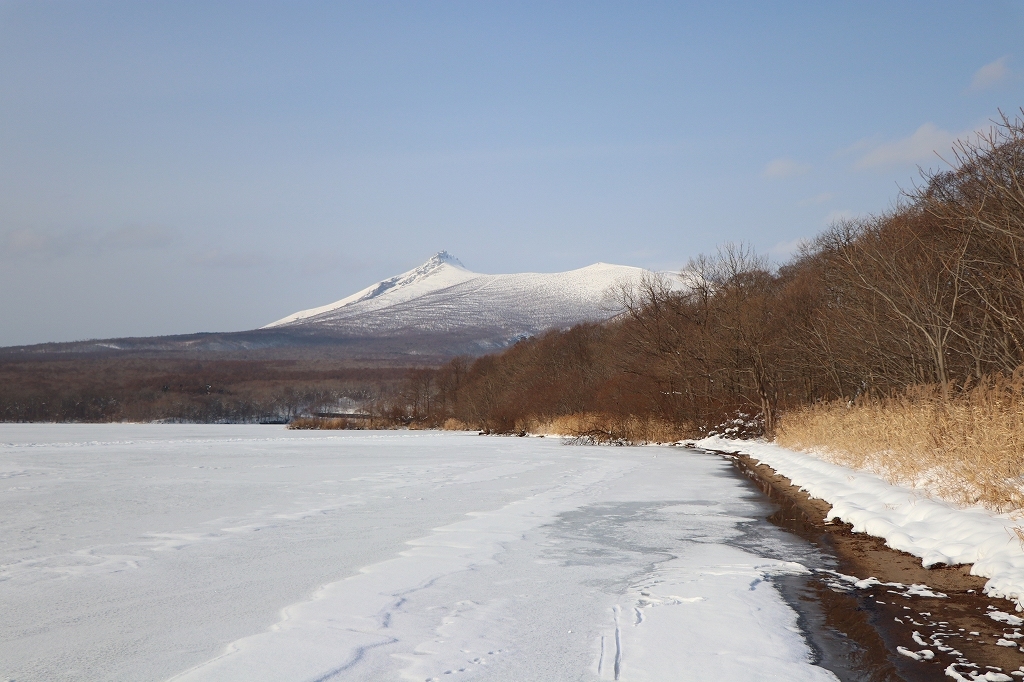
[2,1,1023,345]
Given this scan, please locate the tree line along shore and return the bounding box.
[5,110,1024,511]
[348,110,1024,512]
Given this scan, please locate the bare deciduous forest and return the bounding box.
[380,112,1024,454]
[0,355,410,423]
[6,110,1024,471]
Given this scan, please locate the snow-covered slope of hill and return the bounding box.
[263,252,654,345]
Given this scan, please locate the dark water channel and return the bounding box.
[714,455,902,682]
[544,448,904,680]
[714,448,1024,682]
[525,441,1016,680]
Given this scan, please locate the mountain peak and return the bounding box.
[262,255,666,337]
[261,252,479,328]
[425,251,465,270]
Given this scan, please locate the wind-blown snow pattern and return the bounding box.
[262,252,655,340]
[696,437,1024,611]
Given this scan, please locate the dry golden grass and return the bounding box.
[289,412,691,444]
[439,412,690,443]
[777,376,1024,512]
[288,416,359,430]
[288,416,399,430]
[520,413,693,444]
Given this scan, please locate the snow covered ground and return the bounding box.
[1,425,836,681]
[695,437,1024,613]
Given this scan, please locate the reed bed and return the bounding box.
[517,413,691,444]
[287,416,398,430]
[776,376,1024,512]
[441,412,689,443]
[288,416,360,430]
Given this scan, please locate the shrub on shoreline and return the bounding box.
[777,376,1024,512]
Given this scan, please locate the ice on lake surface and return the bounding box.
[0,425,837,681]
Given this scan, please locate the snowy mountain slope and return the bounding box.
[5,253,666,360]
[263,252,657,343]
[264,252,479,327]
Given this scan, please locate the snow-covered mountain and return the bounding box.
[9,252,664,359]
[263,251,653,347]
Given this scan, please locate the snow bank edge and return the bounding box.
[692,436,1024,611]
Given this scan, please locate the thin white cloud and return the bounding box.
[797,192,834,206]
[4,228,59,256]
[854,123,963,169]
[299,250,368,277]
[1,224,174,260]
[837,136,875,157]
[762,157,811,179]
[823,209,855,226]
[193,249,270,269]
[100,224,173,249]
[769,237,807,258]
[969,56,1011,91]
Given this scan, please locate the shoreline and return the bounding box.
[711,446,1024,680]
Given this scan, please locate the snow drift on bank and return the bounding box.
[695,437,1024,610]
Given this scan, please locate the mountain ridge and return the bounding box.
[2,253,663,360]
[262,252,653,346]
[264,251,476,328]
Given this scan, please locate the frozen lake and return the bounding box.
[1,425,837,681]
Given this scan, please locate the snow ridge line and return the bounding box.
[612,604,622,680]
[694,437,1024,611]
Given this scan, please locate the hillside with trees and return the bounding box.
[0,353,411,424]
[358,112,1024,509]
[9,109,1024,505]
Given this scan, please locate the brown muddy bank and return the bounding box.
[700,445,1024,681]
